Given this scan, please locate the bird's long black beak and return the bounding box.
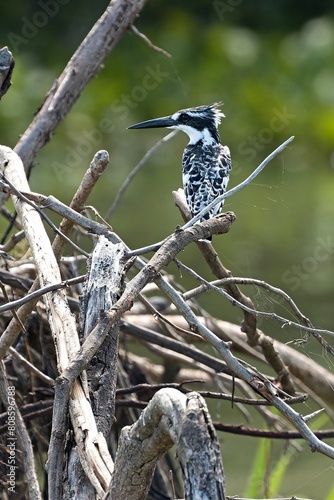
[128,116,177,129]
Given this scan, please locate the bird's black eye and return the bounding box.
[178,113,189,123]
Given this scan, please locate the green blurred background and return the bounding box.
[1,1,334,497]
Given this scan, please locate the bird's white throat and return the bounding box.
[169,124,215,145]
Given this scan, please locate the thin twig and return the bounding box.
[182,135,295,230]
[127,136,295,256]
[105,130,178,219]
[213,422,334,440]
[0,275,85,313]
[116,382,307,406]
[176,259,334,350]
[0,174,90,257]
[130,25,172,58]
[116,380,202,396]
[0,281,27,334]
[9,347,55,386]
[137,292,202,340]
[184,276,310,325]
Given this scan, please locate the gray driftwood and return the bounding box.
[108,388,225,499]
[63,237,127,498]
[81,236,127,437]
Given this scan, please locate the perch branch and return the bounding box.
[128,136,294,256]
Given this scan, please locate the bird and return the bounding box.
[128,102,231,240]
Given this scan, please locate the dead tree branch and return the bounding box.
[129,314,334,410]
[0,146,114,498]
[52,149,110,260]
[13,0,149,172]
[182,135,294,230]
[81,236,126,438]
[0,361,41,499]
[174,190,296,395]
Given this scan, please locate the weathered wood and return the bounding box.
[108,388,225,499]
[81,236,127,437]
[13,0,149,172]
[61,236,127,497]
[0,146,114,498]
[0,361,42,499]
[178,392,225,500]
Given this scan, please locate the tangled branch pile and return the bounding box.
[0,2,334,499]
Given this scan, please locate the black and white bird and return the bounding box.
[128,102,231,239]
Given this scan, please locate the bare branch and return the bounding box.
[130,314,334,409]
[0,229,25,252]
[9,347,54,386]
[0,361,42,499]
[182,135,295,230]
[130,25,172,58]
[63,212,236,386]
[13,0,149,171]
[105,130,178,219]
[0,146,114,497]
[153,276,334,459]
[80,236,125,438]
[108,388,186,499]
[0,275,85,313]
[214,422,334,440]
[122,320,231,375]
[174,255,297,395]
[0,174,90,257]
[184,276,310,324]
[179,261,334,341]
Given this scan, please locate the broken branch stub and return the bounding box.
[80,235,128,438]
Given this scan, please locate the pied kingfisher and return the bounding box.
[128,102,231,239]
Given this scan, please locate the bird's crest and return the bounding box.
[175,102,225,128]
